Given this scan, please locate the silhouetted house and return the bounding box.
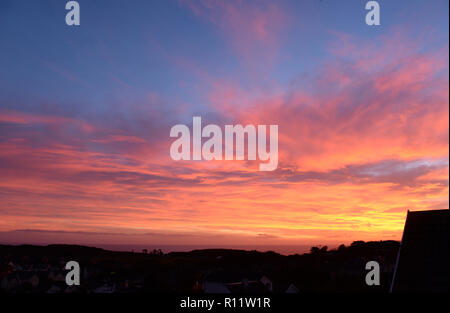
[226,278,270,293]
[48,270,65,282]
[203,281,230,293]
[202,272,272,293]
[390,209,449,292]
[260,276,273,292]
[17,271,39,288]
[0,271,40,291]
[93,283,116,293]
[45,281,67,293]
[0,274,19,291]
[47,283,63,293]
[285,283,300,294]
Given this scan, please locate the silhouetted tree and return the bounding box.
[150,249,163,256]
[310,247,320,254]
[351,241,365,247]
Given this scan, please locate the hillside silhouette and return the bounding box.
[0,241,399,293]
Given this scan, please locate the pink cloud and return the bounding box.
[182,0,288,65]
[0,25,448,247]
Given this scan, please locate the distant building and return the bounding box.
[1,274,19,291]
[285,283,300,294]
[203,281,231,293]
[390,209,449,292]
[48,270,65,282]
[202,272,272,293]
[259,276,273,292]
[93,283,116,293]
[47,284,62,294]
[18,272,40,288]
[225,278,271,293]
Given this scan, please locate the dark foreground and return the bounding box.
[0,241,399,294]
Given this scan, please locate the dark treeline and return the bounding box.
[0,240,399,293]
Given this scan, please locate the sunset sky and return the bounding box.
[0,0,448,253]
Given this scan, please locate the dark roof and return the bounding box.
[204,269,261,283]
[390,209,449,292]
[226,280,270,293]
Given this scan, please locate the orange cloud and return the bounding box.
[0,27,448,252]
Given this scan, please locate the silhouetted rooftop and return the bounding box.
[391,209,449,292]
